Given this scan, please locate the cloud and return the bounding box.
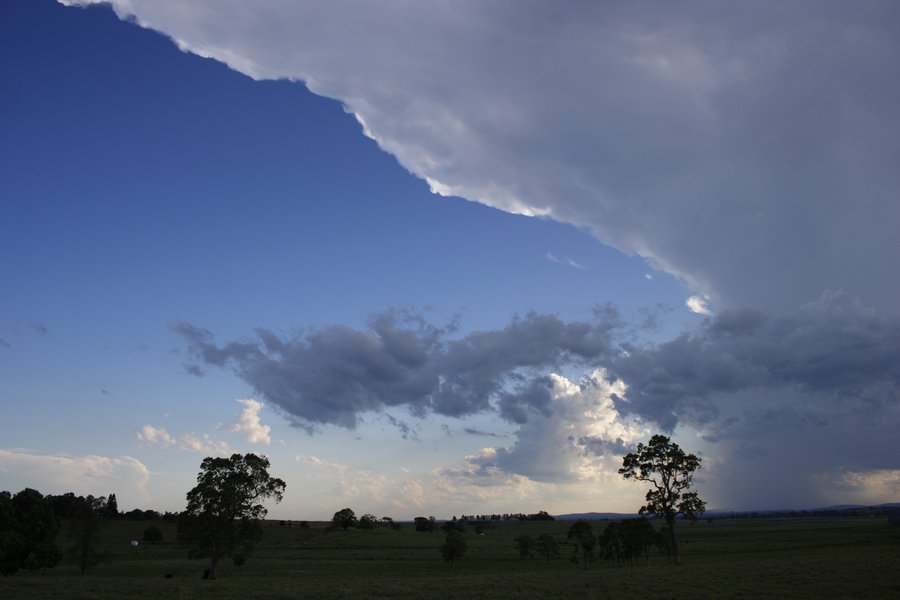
[295,454,394,511]
[179,433,233,456]
[449,370,647,485]
[30,323,49,336]
[136,424,176,447]
[546,252,587,270]
[686,295,712,316]
[59,0,900,312]
[463,428,506,439]
[173,308,618,432]
[609,291,900,508]
[225,399,271,445]
[0,449,151,508]
[137,424,232,456]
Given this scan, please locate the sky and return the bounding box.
[1,0,898,520]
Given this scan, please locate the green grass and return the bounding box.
[3,517,899,598]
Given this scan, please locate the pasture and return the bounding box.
[2,516,898,598]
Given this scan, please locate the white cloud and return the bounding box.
[137,425,232,456]
[0,449,151,508]
[136,424,176,447]
[58,0,900,312]
[546,252,587,270]
[686,295,713,315]
[226,398,271,445]
[179,433,232,456]
[446,370,647,485]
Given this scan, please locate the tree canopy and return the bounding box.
[332,508,358,530]
[0,489,61,576]
[619,434,705,565]
[177,453,285,580]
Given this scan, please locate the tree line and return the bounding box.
[2,434,708,578]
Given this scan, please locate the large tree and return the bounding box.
[567,520,595,567]
[619,434,705,565]
[177,453,285,580]
[331,508,358,530]
[68,495,101,576]
[0,489,61,576]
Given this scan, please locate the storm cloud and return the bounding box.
[611,291,900,434]
[60,0,900,311]
[173,309,618,432]
[607,291,900,508]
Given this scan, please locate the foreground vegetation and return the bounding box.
[3,515,898,598]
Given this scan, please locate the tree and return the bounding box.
[439,530,467,566]
[143,525,163,543]
[567,520,595,567]
[537,533,560,562]
[514,535,535,559]
[600,518,664,567]
[358,513,378,529]
[332,508,358,530]
[414,516,435,532]
[177,453,285,580]
[619,434,706,565]
[104,494,118,517]
[69,496,100,576]
[0,489,62,576]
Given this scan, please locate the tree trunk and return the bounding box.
[207,555,220,580]
[666,517,680,565]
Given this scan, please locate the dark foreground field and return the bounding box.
[3,516,899,599]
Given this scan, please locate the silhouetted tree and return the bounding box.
[414,516,435,532]
[358,513,378,529]
[439,530,467,566]
[515,535,535,559]
[600,518,664,567]
[0,488,61,576]
[177,453,285,580]
[69,496,100,575]
[143,525,163,543]
[619,434,706,565]
[567,520,595,567]
[104,494,118,517]
[440,520,465,533]
[332,508,358,530]
[537,533,560,562]
[529,510,555,521]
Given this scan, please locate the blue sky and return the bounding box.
[2,0,899,519]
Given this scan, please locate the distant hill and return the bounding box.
[554,512,638,520]
[555,503,900,521]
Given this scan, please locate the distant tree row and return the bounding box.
[457,510,555,523]
[330,508,402,531]
[0,488,114,576]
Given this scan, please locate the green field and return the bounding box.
[3,517,899,598]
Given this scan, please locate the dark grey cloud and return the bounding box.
[173,309,618,432]
[609,291,900,508]
[463,428,506,439]
[612,291,900,433]
[383,414,417,441]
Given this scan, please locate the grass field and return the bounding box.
[3,516,899,598]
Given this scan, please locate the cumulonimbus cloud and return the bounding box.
[59,0,900,311]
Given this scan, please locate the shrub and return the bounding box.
[143,526,163,543]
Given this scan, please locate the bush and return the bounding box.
[143,526,163,543]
